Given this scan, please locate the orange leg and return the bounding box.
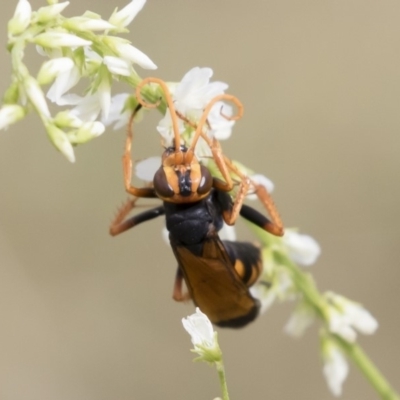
[172,268,191,302]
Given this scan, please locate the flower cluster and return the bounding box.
[2,0,156,161]
[247,223,378,396]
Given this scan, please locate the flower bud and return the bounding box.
[8,0,32,35]
[0,105,25,130]
[46,123,75,162]
[37,57,74,85]
[33,31,92,48]
[37,2,70,23]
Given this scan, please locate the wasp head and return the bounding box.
[153,145,213,203]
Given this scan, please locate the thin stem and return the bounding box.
[215,361,230,400]
[334,336,400,400]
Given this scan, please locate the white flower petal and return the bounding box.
[104,56,132,76]
[37,57,74,85]
[283,230,321,266]
[323,346,349,397]
[9,0,32,34]
[115,43,157,70]
[247,174,275,200]
[70,93,101,122]
[218,223,237,241]
[25,77,50,119]
[46,65,80,104]
[109,0,146,28]
[135,156,161,182]
[66,17,115,31]
[328,307,357,343]
[33,32,92,48]
[182,308,215,347]
[0,105,25,130]
[284,305,315,337]
[37,2,70,23]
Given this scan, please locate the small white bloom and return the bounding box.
[37,57,74,85]
[322,341,349,397]
[25,77,51,119]
[54,110,83,129]
[64,17,115,32]
[109,0,146,29]
[283,230,321,266]
[46,64,80,105]
[219,223,237,242]
[182,308,215,348]
[111,40,157,70]
[173,67,228,114]
[102,93,132,130]
[247,174,275,200]
[37,2,70,23]
[250,267,294,313]
[67,121,105,144]
[33,31,92,48]
[98,74,111,121]
[284,303,315,337]
[46,124,75,162]
[104,56,132,77]
[207,101,235,140]
[0,105,25,130]
[326,292,378,342]
[156,111,185,146]
[8,0,32,35]
[70,93,101,122]
[135,156,161,182]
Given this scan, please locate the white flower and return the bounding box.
[25,77,51,119]
[64,17,115,32]
[104,56,132,77]
[69,93,102,122]
[250,267,294,313]
[135,157,160,182]
[247,174,274,200]
[156,111,185,145]
[46,123,75,162]
[0,104,25,130]
[8,0,32,35]
[46,64,80,105]
[326,292,378,343]
[109,0,146,29]
[173,67,228,114]
[37,57,74,85]
[33,31,92,48]
[283,230,321,266]
[67,121,105,144]
[182,308,217,350]
[207,101,235,140]
[322,341,349,397]
[102,93,134,130]
[218,223,237,242]
[37,2,70,23]
[113,41,157,70]
[284,303,315,337]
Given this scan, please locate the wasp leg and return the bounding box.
[240,203,283,236]
[172,267,191,302]
[110,198,165,236]
[123,105,158,198]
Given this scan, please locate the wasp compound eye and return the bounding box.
[153,167,174,198]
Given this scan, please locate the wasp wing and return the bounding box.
[172,237,260,328]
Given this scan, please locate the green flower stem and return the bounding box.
[334,335,399,400]
[273,251,399,400]
[215,361,230,400]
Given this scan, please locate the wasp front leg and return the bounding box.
[109,198,165,236]
[123,107,158,199]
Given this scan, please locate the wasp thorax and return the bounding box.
[153,146,213,202]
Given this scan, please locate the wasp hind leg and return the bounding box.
[172,267,191,302]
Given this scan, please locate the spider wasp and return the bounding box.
[110,78,284,328]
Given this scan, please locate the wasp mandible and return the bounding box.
[110,78,284,328]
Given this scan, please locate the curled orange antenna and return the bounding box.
[188,94,243,152]
[135,78,181,151]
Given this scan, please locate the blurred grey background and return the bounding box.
[0,0,399,399]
